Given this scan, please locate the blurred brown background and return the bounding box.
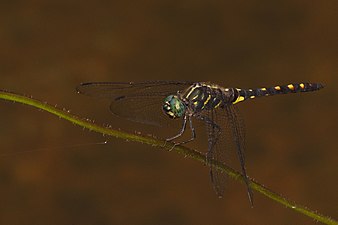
[0,0,337,224]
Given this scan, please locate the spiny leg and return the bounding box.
[166,114,188,142]
[164,115,196,150]
[175,116,196,145]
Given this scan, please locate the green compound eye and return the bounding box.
[162,95,186,119]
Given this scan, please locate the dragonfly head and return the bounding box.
[163,95,186,119]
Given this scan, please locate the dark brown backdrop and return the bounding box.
[0,0,337,224]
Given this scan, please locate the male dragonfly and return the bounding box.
[77,81,323,205]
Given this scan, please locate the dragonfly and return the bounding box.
[76,81,324,205]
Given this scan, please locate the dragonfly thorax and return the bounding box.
[163,95,186,119]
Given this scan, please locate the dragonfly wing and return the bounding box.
[224,105,254,205]
[76,81,194,99]
[77,81,194,126]
[204,109,228,197]
[109,95,173,126]
[202,105,253,204]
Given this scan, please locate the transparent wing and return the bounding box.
[202,105,253,204]
[76,81,194,99]
[76,81,194,126]
[110,95,173,126]
[224,105,253,205]
[204,109,228,197]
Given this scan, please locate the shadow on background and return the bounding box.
[0,1,337,224]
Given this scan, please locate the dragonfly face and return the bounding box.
[162,95,186,119]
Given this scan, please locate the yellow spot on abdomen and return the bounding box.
[287,84,295,90]
[233,96,245,104]
[274,86,281,90]
[300,83,305,89]
[261,87,267,91]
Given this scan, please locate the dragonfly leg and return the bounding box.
[166,115,188,142]
[163,115,188,151]
[174,116,196,145]
[165,115,197,151]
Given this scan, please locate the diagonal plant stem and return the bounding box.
[0,89,336,225]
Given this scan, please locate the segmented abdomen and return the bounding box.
[233,82,324,104]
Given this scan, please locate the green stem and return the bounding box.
[0,89,336,225]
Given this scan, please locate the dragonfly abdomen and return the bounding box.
[233,82,324,104]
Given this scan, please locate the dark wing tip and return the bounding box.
[75,82,125,96]
[114,95,126,101]
[76,82,92,94]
